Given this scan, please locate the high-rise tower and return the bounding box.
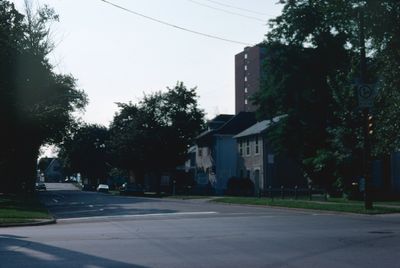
[235,45,266,114]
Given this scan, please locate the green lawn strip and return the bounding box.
[213,197,400,214]
[0,194,51,224]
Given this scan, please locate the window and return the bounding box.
[244,76,247,82]
[244,65,247,71]
[246,138,250,155]
[255,136,259,154]
[246,170,250,178]
[198,148,202,156]
[245,99,248,105]
[244,53,248,59]
[245,87,248,93]
[239,140,243,156]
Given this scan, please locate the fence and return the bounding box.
[260,186,328,201]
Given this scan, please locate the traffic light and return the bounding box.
[368,115,373,135]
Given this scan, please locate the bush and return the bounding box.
[226,177,254,196]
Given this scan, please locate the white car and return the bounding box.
[96,184,109,193]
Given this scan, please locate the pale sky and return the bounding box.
[12,0,283,126]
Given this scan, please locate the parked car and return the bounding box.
[97,184,109,193]
[82,184,96,191]
[35,182,47,191]
[119,183,144,196]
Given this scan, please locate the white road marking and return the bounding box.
[52,199,59,203]
[58,211,218,222]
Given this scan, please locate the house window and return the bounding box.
[245,87,248,93]
[246,138,250,156]
[239,140,243,156]
[244,76,247,82]
[255,136,259,154]
[244,53,248,59]
[245,99,248,105]
[198,148,202,156]
[246,170,251,179]
[244,65,247,71]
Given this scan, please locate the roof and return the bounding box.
[215,112,257,135]
[195,112,256,146]
[207,114,234,130]
[234,114,287,139]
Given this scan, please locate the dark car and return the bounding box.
[82,184,96,191]
[35,182,47,191]
[119,183,145,196]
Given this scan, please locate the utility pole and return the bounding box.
[359,8,373,210]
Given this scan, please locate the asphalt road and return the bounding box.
[1,183,400,268]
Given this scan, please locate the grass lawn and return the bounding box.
[0,194,51,225]
[213,197,400,215]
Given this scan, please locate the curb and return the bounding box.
[209,199,394,216]
[0,217,57,228]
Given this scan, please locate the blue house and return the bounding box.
[195,112,257,194]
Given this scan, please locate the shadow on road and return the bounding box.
[0,234,148,268]
[39,190,179,219]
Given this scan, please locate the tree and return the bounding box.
[0,1,87,193]
[254,0,400,191]
[108,82,205,190]
[59,124,109,185]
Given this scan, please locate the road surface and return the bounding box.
[1,183,399,268]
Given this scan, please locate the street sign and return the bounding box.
[357,83,377,108]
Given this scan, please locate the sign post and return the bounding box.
[357,83,376,109]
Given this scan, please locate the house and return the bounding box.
[234,115,306,193]
[194,112,257,194]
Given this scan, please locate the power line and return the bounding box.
[186,0,267,23]
[99,0,252,46]
[203,0,271,16]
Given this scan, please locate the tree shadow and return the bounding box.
[0,234,148,268]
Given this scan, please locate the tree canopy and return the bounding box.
[59,124,109,184]
[254,0,400,190]
[108,82,205,186]
[0,1,87,193]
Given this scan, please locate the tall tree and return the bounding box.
[59,124,109,185]
[0,1,87,193]
[255,0,400,190]
[108,82,205,189]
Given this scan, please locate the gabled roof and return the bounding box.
[195,112,257,145]
[215,112,257,135]
[234,114,287,139]
[196,114,235,140]
[207,114,234,130]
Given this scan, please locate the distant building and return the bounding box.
[235,44,266,114]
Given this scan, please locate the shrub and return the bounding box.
[226,177,254,196]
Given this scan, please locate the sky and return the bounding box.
[11,0,283,126]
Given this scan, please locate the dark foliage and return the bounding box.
[0,1,87,193]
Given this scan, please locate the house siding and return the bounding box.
[237,135,265,192]
[214,135,238,193]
